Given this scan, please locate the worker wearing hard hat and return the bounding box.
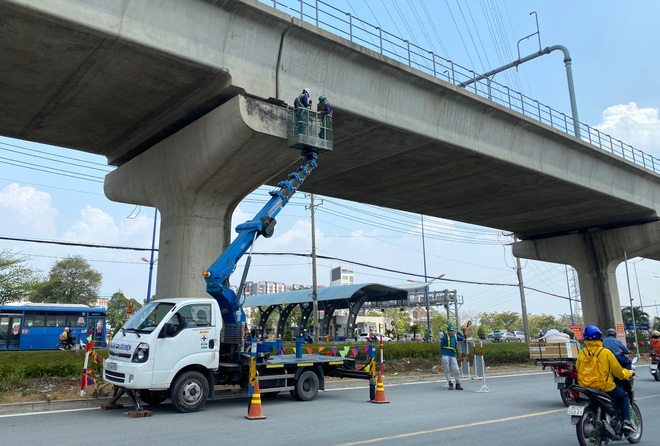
[440,323,464,390]
[294,88,312,134]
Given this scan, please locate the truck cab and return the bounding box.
[105,298,221,391]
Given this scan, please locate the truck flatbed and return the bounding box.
[265,353,347,365]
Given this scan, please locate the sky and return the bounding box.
[2,0,660,322]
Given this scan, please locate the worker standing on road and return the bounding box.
[294,88,311,134]
[317,95,332,139]
[440,323,464,390]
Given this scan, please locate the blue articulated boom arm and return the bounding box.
[203,150,319,324]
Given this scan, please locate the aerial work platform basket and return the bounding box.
[287,108,333,152]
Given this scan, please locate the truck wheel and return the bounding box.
[291,370,319,401]
[170,371,209,413]
[140,389,167,406]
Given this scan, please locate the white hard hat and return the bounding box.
[303,88,310,95]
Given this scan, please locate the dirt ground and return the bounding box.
[0,376,114,404]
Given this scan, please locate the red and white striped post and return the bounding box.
[79,329,95,396]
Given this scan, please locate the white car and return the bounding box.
[502,331,526,342]
[357,332,391,342]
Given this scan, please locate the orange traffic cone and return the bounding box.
[370,371,390,404]
[245,381,267,420]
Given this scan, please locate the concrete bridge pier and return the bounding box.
[104,95,299,299]
[513,221,660,331]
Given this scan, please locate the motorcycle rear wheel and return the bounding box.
[576,408,602,446]
[559,384,576,406]
[626,402,643,444]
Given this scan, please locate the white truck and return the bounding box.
[103,296,369,413]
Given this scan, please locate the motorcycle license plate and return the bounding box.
[567,405,585,416]
[554,375,566,384]
[651,364,657,371]
[105,361,117,372]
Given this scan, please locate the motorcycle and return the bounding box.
[56,334,77,350]
[568,358,642,446]
[651,354,659,382]
[553,364,579,406]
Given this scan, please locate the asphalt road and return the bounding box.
[2,366,659,446]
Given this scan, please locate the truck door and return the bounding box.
[151,302,218,388]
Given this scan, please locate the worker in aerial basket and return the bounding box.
[293,88,311,134]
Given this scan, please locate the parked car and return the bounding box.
[501,331,526,342]
[487,330,507,342]
[357,332,392,342]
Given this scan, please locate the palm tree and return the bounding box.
[621,306,650,325]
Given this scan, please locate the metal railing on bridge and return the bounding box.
[265,0,660,174]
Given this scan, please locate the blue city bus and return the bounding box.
[0,303,106,350]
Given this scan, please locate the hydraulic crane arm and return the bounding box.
[203,150,319,324]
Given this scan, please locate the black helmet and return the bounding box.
[606,328,616,337]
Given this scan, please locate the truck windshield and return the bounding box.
[123,301,175,332]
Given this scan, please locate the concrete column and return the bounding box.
[513,221,660,330]
[104,95,300,299]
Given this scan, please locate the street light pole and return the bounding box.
[309,194,319,341]
[565,265,575,324]
[421,215,431,339]
[143,208,158,303]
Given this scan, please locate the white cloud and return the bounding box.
[0,183,58,235]
[62,205,154,246]
[594,102,660,154]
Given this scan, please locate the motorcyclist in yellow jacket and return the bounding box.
[577,325,635,434]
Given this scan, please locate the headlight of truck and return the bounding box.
[132,343,149,363]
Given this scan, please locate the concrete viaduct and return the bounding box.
[2,0,660,331]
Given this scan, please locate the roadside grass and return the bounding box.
[0,349,108,402]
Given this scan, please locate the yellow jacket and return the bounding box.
[576,339,633,392]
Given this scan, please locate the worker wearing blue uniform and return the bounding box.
[294,88,311,134]
[602,328,632,369]
[440,323,464,390]
[317,95,332,139]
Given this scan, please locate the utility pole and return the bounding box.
[308,193,320,341]
[632,260,646,318]
[420,215,431,340]
[623,252,640,352]
[513,237,530,343]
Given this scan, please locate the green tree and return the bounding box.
[31,255,102,306]
[556,313,582,329]
[622,306,651,341]
[527,314,558,337]
[479,312,498,332]
[621,306,650,325]
[493,311,521,331]
[0,250,41,305]
[429,312,448,339]
[476,325,487,339]
[106,290,142,330]
[381,308,411,340]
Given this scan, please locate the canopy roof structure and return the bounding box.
[242,282,431,340]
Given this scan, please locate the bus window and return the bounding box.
[68,313,87,328]
[24,312,45,327]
